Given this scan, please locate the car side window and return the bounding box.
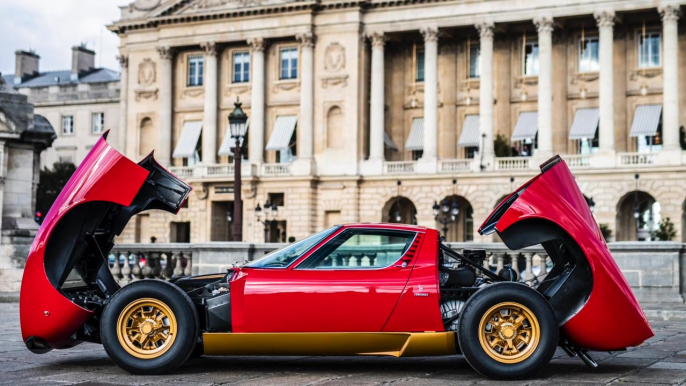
[297,229,416,269]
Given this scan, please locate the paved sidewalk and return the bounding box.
[1,303,686,385]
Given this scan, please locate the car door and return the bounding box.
[236,228,420,333]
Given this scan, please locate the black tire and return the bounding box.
[101,280,199,375]
[457,282,558,380]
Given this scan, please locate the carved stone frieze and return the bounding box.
[138,58,156,86]
[324,42,345,72]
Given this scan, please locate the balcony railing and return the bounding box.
[495,157,530,171]
[384,161,415,174]
[169,166,194,179]
[439,159,472,173]
[206,164,234,176]
[262,163,291,176]
[562,154,591,168]
[618,152,655,166]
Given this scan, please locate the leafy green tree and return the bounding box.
[494,134,512,157]
[651,217,677,241]
[598,223,612,241]
[36,162,77,215]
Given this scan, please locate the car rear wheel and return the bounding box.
[101,280,199,374]
[457,282,558,379]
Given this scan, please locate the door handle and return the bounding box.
[393,259,411,268]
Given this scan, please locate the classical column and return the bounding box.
[201,42,218,164]
[595,11,616,154]
[156,46,174,166]
[368,31,386,163]
[534,17,554,157]
[420,26,439,164]
[116,54,128,156]
[247,37,266,164]
[476,22,495,161]
[296,32,315,165]
[660,5,681,152]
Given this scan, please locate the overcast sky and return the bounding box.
[0,0,127,76]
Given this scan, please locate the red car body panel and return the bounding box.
[20,136,150,347]
[480,159,653,350]
[232,224,443,333]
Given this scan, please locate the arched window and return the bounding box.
[434,195,474,242]
[139,117,155,156]
[326,106,343,149]
[382,196,417,225]
[616,191,661,241]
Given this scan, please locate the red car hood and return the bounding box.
[479,156,653,350]
[20,133,190,350]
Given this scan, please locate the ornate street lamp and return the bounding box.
[434,179,460,238]
[229,97,248,241]
[255,200,278,243]
[586,196,596,213]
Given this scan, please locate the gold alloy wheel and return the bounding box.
[116,298,178,359]
[477,302,541,364]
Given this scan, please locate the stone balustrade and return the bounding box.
[109,241,686,303]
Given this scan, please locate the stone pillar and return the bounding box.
[293,32,316,175]
[201,42,218,164]
[595,11,616,155]
[247,38,266,165]
[477,22,495,163]
[368,32,386,166]
[116,54,128,155]
[534,17,554,157]
[660,5,681,153]
[156,46,174,167]
[418,26,439,172]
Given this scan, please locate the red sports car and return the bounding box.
[19,134,653,379]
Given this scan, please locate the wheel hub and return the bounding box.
[477,302,541,364]
[116,298,178,359]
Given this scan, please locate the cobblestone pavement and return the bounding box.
[2,303,686,386]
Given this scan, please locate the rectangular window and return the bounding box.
[523,41,539,76]
[233,51,250,83]
[578,36,599,72]
[415,47,425,82]
[187,55,204,86]
[297,229,416,269]
[469,44,481,79]
[280,47,298,80]
[61,115,74,135]
[638,32,661,68]
[92,112,105,134]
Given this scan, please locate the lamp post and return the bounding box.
[433,179,459,238]
[255,200,278,242]
[229,98,248,241]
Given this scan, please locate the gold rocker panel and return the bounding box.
[203,332,457,357]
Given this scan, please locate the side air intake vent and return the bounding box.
[404,233,424,260]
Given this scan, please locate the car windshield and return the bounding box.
[244,226,339,268]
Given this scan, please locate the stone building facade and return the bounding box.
[0,74,56,291]
[3,46,121,168]
[109,0,686,244]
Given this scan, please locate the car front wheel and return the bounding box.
[101,280,199,374]
[457,282,558,379]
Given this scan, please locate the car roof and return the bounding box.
[340,223,428,232]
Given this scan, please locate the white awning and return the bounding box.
[218,118,249,156]
[266,115,297,151]
[569,108,600,140]
[405,117,424,151]
[384,131,398,152]
[172,121,202,158]
[458,115,481,147]
[511,111,538,141]
[630,105,662,137]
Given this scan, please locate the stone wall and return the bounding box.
[110,241,686,303]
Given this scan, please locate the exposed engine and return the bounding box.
[171,272,234,333]
[438,248,490,331]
